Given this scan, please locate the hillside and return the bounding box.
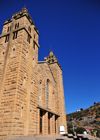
[66,102,100,129]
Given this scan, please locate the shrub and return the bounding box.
[94,102,96,105]
[67,124,72,129]
[97,130,100,137]
[96,121,100,125]
[75,127,86,134]
[80,108,83,111]
[98,107,100,110]
[68,128,73,134]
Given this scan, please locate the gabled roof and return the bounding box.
[38,61,56,83]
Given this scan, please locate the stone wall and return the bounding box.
[0,7,67,140]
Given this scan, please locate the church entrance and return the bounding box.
[39,110,43,134]
[37,105,60,135]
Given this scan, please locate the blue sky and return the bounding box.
[0,0,100,114]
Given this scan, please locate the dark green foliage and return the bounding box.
[94,120,97,123]
[96,121,100,125]
[97,130,100,137]
[90,120,96,124]
[98,107,100,110]
[68,128,73,134]
[80,108,83,111]
[67,124,72,129]
[94,102,96,105]
[75,127,86,134]
[67,123,73,134]
[92,129,100,137]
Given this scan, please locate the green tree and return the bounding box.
[80,108,83,111]
[94,102,96,105]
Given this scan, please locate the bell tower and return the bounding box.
[0,7,40,139]
[44,50,67,134]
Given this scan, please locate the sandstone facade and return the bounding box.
[0,8,67,140]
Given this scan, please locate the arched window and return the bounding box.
[39,82,41,103]
[47,80,49,108]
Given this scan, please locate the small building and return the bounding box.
[76,110,81,112]
[82,115,96,120]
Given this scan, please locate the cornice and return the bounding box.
[37,104,60,117]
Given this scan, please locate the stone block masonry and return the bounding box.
[0,7,67,140]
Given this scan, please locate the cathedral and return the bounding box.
[0,8,67,140]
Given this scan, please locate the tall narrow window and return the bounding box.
[53,93,54,109]
[7,26,11,32]
[39,82,41,103]
[33,41,35,50]
[5,35,9,43]
[47,82,49,108]
[28,26,31,33]
[7,27,9,32]
[13,31,18,40]
[15,23,19,29]
[27,34,30,44]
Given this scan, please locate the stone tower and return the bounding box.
[0,8,67,140]
[44,50,67,128]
